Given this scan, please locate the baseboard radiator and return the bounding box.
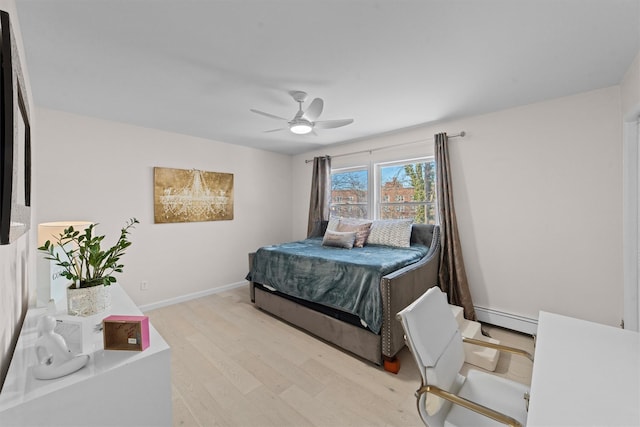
[474,306,538,336]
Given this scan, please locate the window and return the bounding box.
[378,158,436,224]
[330,157,436,224]
[330,167,368,219]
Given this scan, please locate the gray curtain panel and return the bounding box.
[307,156,332,238]
[435,133,476,320]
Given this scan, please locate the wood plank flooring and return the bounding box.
[146,285,534,427]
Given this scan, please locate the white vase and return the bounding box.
[66,284,112,316]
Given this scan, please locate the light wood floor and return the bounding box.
[146,285,535,427]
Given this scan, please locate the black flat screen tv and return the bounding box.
[0,10,31,245]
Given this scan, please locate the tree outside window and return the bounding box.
[379,159,436,224]
[330,168,368,219]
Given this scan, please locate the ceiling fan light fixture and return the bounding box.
[289,119,313,135]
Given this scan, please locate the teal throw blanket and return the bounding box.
[247,237,429,334]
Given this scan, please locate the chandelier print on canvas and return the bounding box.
[153,167,234,223]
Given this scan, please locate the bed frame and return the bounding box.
[248,224,440,373]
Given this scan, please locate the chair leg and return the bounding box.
[383,356,400,374]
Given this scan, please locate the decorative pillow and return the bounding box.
[337,220,372,248]
[367,219,413,248]
[327,216,340,232]
[322,230,357,249]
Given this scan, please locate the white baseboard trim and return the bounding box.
[474,306,538,336]
[139,281,247,313]
[139,285,541,336]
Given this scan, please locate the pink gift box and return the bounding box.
[103,315,150,351]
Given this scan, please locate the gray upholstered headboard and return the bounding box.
[309,220,329,238]
[410,223,436,247]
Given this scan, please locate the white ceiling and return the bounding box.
[14,0,640,155]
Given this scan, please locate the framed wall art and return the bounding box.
[0,11,31,245]
[153,167,234,224]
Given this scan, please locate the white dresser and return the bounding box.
[0,284,172,426]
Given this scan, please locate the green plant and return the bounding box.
[38,218,139,288]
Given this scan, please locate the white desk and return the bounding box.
[0,284,172,426]
[528,311,639,427]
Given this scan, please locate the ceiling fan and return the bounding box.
[250,91,354,135]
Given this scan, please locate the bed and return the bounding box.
[246,221,440,372]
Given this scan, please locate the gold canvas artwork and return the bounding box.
[153,167,234,223]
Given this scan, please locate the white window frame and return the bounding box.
[330,164,371,219]
[330,156,436,224]
[374,156,435,223]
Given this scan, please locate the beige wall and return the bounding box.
[34,108,293,307]
[293,86,623,328]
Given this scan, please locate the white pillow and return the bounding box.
[367,219,413,248]
[327,216,340,232]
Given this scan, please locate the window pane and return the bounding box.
[379,160,436,224]
[331,169,368,219]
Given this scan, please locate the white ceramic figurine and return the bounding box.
[32,315,89,380]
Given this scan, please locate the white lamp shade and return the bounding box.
[37,221,94,247]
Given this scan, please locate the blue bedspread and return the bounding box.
[246,237,429,334]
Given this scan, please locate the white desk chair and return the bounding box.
[397,287,533,427]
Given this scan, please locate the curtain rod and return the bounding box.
[304,131,466,163]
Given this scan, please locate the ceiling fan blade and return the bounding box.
[303,98,324,121]
[250,109,288,121]
[263,128,286,133]
[314,118,354,129]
